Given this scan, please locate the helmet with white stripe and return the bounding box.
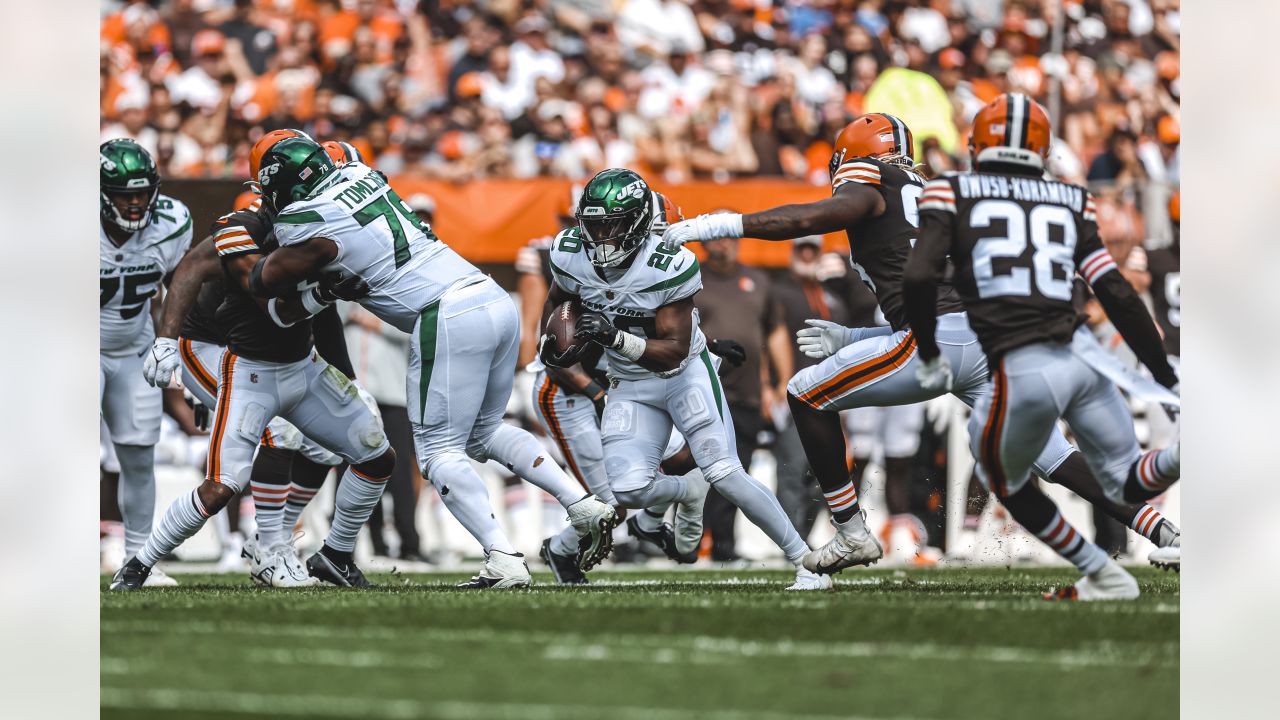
[969,93,1052,170]
[828,113,916,182]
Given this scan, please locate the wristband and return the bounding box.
[582,380,606,401]
[302,287,333,316]
[611,330,647,361]
[697,212,744,241]
[267,298,296,328]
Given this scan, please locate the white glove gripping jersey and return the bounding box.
[548,227,706,380]
[273,162,484,333]
[99,194,193,355]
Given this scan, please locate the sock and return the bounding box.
[283,454,331,531]
[787,394,859,520]
[483,424,584,507]
[1002,485,1107,576]
[823,481,860,524]
[114,444,158,557]
[1130,505,1176,545]
[250,446,293,549]
[325,466,389,553]
[1124,446,1179,502]
[713,469,809,563]
[636,504,669,532]
[137,489,210,567]
[430,452,517,555]
[549,525,579,556]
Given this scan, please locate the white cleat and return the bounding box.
[263,547,321,588]
[246,540,272,587]
[673,471,709,562]
[457,550,532,589]
[1045,559,1140,601]
[143,566,179,588]
[1148,535,1180,572]
[217,531,247,573]
[786,567,834,591]
[566,495,619,572]
[803,511,883,574]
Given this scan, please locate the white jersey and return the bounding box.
[549,227,705,380]
[273,162,484,332]
[99,194,193,355]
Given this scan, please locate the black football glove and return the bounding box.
[183,389,210,432]
[539,333,585,369]
[709,338,747,367]
[574,313,620,347]
[317,271,370,302]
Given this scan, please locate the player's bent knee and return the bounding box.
[355,447,396,480]
[196,479,236,515]
[614,482,659,509]
[702,458,743,484]
[422,450,470,489]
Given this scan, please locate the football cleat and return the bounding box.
[1148,535,1180,573]
[217,532,246,573]
[626,514,688,563]
[456,550,532,589]
[1044,559,1140,601]
[258,547,321,588]
[540,538,589,585]
[673,473,709,562]
[109,557,151,591]
[566,495,618,572]
[786,567,834,591]
[306,548,372,588]
[803,511,883,575]
[144,566,179,588]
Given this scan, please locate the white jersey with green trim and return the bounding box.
[548,227,705,380]
[273,162,484,333]
[100,194,193,355]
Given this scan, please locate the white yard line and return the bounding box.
[99,687,899,720]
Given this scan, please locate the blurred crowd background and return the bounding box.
[101,0,1179,246]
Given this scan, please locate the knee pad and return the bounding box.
[422,450,472,492]
[355,447,396,480]
[701,458,742,485]
[604,450,656,498]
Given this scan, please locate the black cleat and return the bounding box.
[541,538,589,585]
[109,557,151,591]
[627,515,695,564]
[306,548,372,588]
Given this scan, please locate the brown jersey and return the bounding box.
[915,171,1116,362]
[830,155,964,329]
[1146,245,1180,356]
[211,207,315,363]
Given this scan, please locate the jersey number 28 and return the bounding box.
[970,200,1075,301]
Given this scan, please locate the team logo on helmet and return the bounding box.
[258,162,280,184]
[616,179,647,201]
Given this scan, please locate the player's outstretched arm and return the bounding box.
[1079,245,1179,389]
[662,184,884,251]
[156,234,221,340]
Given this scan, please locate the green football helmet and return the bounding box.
[255,136,338,213]
[576,168,655,268]
[100,139,160,232]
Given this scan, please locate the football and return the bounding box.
[543,299,586,366]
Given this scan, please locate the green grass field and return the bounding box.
[101,567,1178,720]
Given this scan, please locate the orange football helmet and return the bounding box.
[969,93,1052,169]
[322,140,365,167]
[650,190,684,236]
[829,113,915,181]
[249,128,310,180]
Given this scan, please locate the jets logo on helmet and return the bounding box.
[100,138,161,233]
[257,162,281,184]
[576,168,655,268]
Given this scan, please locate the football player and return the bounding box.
[138,130,361,588]
[522,189,744,580]
[112,135,397,591]
[100,138,193,587]
[544,168,830,590]
[902,94,1181,599]
[1143,191,1180,570]
[248,136,618,589]
[661,112,1180,576]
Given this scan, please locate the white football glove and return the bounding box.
[795,319,853,359]
[915,354,953,391]
[660,213,743,253]
[143,337,183,389]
